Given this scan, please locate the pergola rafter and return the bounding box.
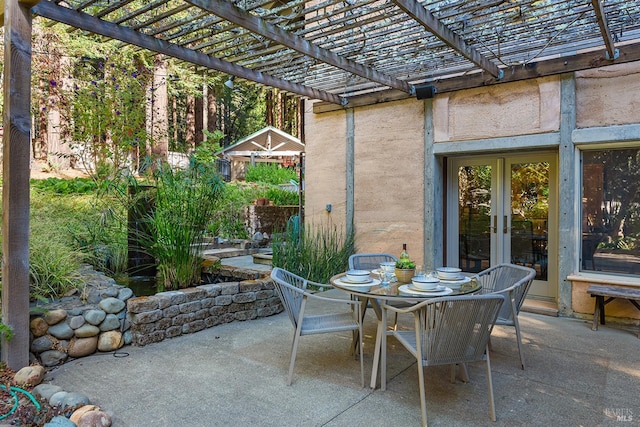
[591,0,618,60]
[32,0,345,105]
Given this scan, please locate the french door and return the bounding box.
[446,154,557,300]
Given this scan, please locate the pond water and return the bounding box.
[116,276,159,297]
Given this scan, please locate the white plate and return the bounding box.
[398,285,453,297]
[334,278,380,291]
[437,276,472,289]
[409,284,446,292]
[341,276,373,284]
[438,275,469,282]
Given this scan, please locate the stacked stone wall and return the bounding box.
[28,264,281,366]
[127,276,282,346]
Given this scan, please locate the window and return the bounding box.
[581,148,640,276]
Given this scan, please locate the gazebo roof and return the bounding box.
[218,126,304,158]
[28,0,640,112]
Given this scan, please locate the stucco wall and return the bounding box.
[304,107,347,227]
[575,61,640,128]
[353,99,425,262]
[433,76,561,142]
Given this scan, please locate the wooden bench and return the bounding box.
[588,284,640,338]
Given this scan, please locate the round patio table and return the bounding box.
[330,272,481,390]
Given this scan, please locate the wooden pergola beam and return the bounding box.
[32,1,345,105]
[186,0,414,94]
[392,0,503,79]
[591,0,618,60]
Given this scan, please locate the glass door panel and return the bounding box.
[448,154,557,300]
[508,161,549,282]
[458,164,493,273]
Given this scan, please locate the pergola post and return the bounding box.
[2,0,35,370]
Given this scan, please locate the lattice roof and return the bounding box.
[31,0,640,110]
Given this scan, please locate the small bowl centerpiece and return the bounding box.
[395,258,416,284]
[345,269,371,283]
[411,275,439,291]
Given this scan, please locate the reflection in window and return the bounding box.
[582,148,640,276]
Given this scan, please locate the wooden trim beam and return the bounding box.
[32,1,345,105]
[2,0,33,370]
[186,0,413,94]
[314,42,640,113]
[392,0,502,79]
[591,0,618,60]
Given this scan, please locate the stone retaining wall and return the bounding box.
[28,264,281,366]
[127,275,282,346]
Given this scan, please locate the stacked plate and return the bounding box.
[435,267,471,289]
[399,284,453,297]
[337,270,379,291]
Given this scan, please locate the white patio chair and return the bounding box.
[474,263,536,369]
[270,267,364,386]
[384,294,505,426]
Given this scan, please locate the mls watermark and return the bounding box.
[605,408,633,422]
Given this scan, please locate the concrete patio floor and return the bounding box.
[46,286,639,427]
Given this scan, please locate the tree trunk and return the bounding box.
[149,54,169,163]
[207,84,216,134]
[195,91,203,146]
[186,95,196,150]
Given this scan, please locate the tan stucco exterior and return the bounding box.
[576,61,640,128]
[304,61,640,325]
[433,76,561,142]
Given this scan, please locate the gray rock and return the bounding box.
[84,309,107,325]
[49,391,91,409]
[48,322,75,340]
[99,297,126,314]
[40,350,68,367]
[123,330,132,345]
[69,315,85,329]
[44,415,76,427]
[32,383,64,401]
[86,289,103,304]
[68,308,83,316]
[74,324,100,338]
[118,287,134,301]
[99,314,121,332]
[31,335,55,353]
[102,287,119,298]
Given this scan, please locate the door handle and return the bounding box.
[503,215,508,234]
[490,215,497,233]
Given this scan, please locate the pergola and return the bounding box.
[3,0,640,369]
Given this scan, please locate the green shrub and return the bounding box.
[245,163,298,186]
[142,160,225,290]
[271,219,355,283]
[29,238,83,301]
[264,187,299,206]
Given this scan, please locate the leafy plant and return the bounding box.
[0,324,13,342]
[395,258,416,269]
[245,163,298,186]
[264,187,299,206]
[142,160,225,290]
[271,219,355,283]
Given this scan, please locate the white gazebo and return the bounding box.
[217,126,304,181]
